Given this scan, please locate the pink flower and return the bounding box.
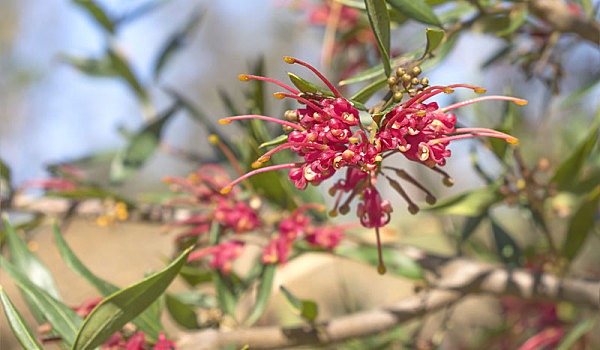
[357,187,392,229]
[153,331,177,350]
[262,235,292,265]
[21,178,78,191]
[123,332,145,350]
[187,241,244,274]
[306,226,344,250]
[213,198,260,233]
[71,297,103,318]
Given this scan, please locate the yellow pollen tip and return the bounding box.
[218,119,231,125]
[220,187,232,194]
[514,99,528,105]
[443,88,455,94]
[163,178,172,184]
[507,138,519,144]
[251,162,263,169]
[238,74,250,81]
[377,264,387,275]
[273,92,285,99]
[208,134,220,143]
[474,88,486,93]
[283,56,295,64]
[188,174,199,181]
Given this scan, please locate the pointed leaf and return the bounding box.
[491,220,521,266]
[562,186,600,261]
[350,77,387,103]
[213,271,238,318]
[259,134,288,149]
[3,216,61,300]
[165,293,199,330]
[426,186,504,216]
[280,286,318,323]
[551,107,600,191]
[0,286,43,350]
[556,318,596,350]
[460,214,487,242]
[59,55,118,77]
[1,257,83,346]
[107,47,147,101]
[0,157,11,185]
[244,264,276,326]
[386,0,441,27]
[154,11,203,80]
[288,73,335,97]
[71,246,192,350]
[365,0,392,76]
[72,0,114,33]
[423,28,445,57]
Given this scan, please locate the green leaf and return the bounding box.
[556,318,596,350]
[496,7,528,36]
[3,216,61,300]
[288,73,335,97]
[154,11,203,80]
[279,286,318,323]
[110,103,180,184]
[491,220,521,266]
[551,107,600,191]
[426,186,504,216]
[460,214,487,242]
[365,0,392,77]
[0,286,43,350]
[0,157,11,184]
[562,186,600,261]
[179,265,213,286]
[58,55,117,77]
[259,134,288,149]
[244,264,276,326]
[213,271,238,318]
[53,223,163,340]
[560,76,600,107]
[1,256,83,346]
[72,0,115,33]
[350,77,387,103]
[165,293,199,330]
[386,0,441,27]
[71,246,192,350]
[107,47,147,101]
[338,246,423,279]
[423,28,445,57]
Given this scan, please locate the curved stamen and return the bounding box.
[220,163,300,194]
[454,127,515,139]
[273,92,329,116]
[253,142,327,167]
[405,84,487,107]
[440,95,528,113]
[384,107,423,129]
[402,85,455,108]
[375,226,386,275]
[283,56,342,97]
[219,115,304,131]
[238,74,300,95]
[430,132,518,144]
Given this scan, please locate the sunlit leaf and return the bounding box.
[551,107,600,191]
[154,10,204,80]
[259,134,288,149]
[1,257,83,346]
[562,186,600,261]
[288,73,335,97]
[3,216,61,300]
[165,293,199,330]
[423,28,445,57]
[386,0,441,27]
[280,286,318,323]
[71,246,192,350]
[0,286,43,350]
[491,220,521,266]
[244,264,276,326]
[365,0,392,77]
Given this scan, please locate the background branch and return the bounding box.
[528,0,600,44]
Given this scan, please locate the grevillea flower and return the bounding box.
[218,56,525,273]
[153,331,177,350]
[187,240,244,274]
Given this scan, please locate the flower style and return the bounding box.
[187,240,244,274]
[218,56,525,273]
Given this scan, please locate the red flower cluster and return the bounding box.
[218,56,525,272]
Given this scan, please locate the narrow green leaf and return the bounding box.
[0,286,43,350]
[244,264,276,326]
[496,8,528,36]
[0,157,11,184]
[288,73,335,97]
[3,216,61,300]
[213,271,238,318]
[179,265,213,286]
[71,246,192,350]
[280,286,318,323]
[53,223,163,340]
[154,11,203,80]
[115,0,171,26]
[365,0,392,76]
[560,76,600,107]
[107,48,147,101]
[110,103,180,184]
[338,246,423,279]
[259,134,288,149]
[58,55,117,77]
[460,214,487,242]
[350,77,387,103]
[562,186,600,261]
[1,257,83,346]
[491,220,521,266]
[386,0,441,27]
[423,28,445,57]
[72,0,115,33]
[165,293,199,330]
[551,107,600,190]
[426,186,504,216]
[556,318,596,350]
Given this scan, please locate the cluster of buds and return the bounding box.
[218,56,526,273]
[386,65,430,102]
